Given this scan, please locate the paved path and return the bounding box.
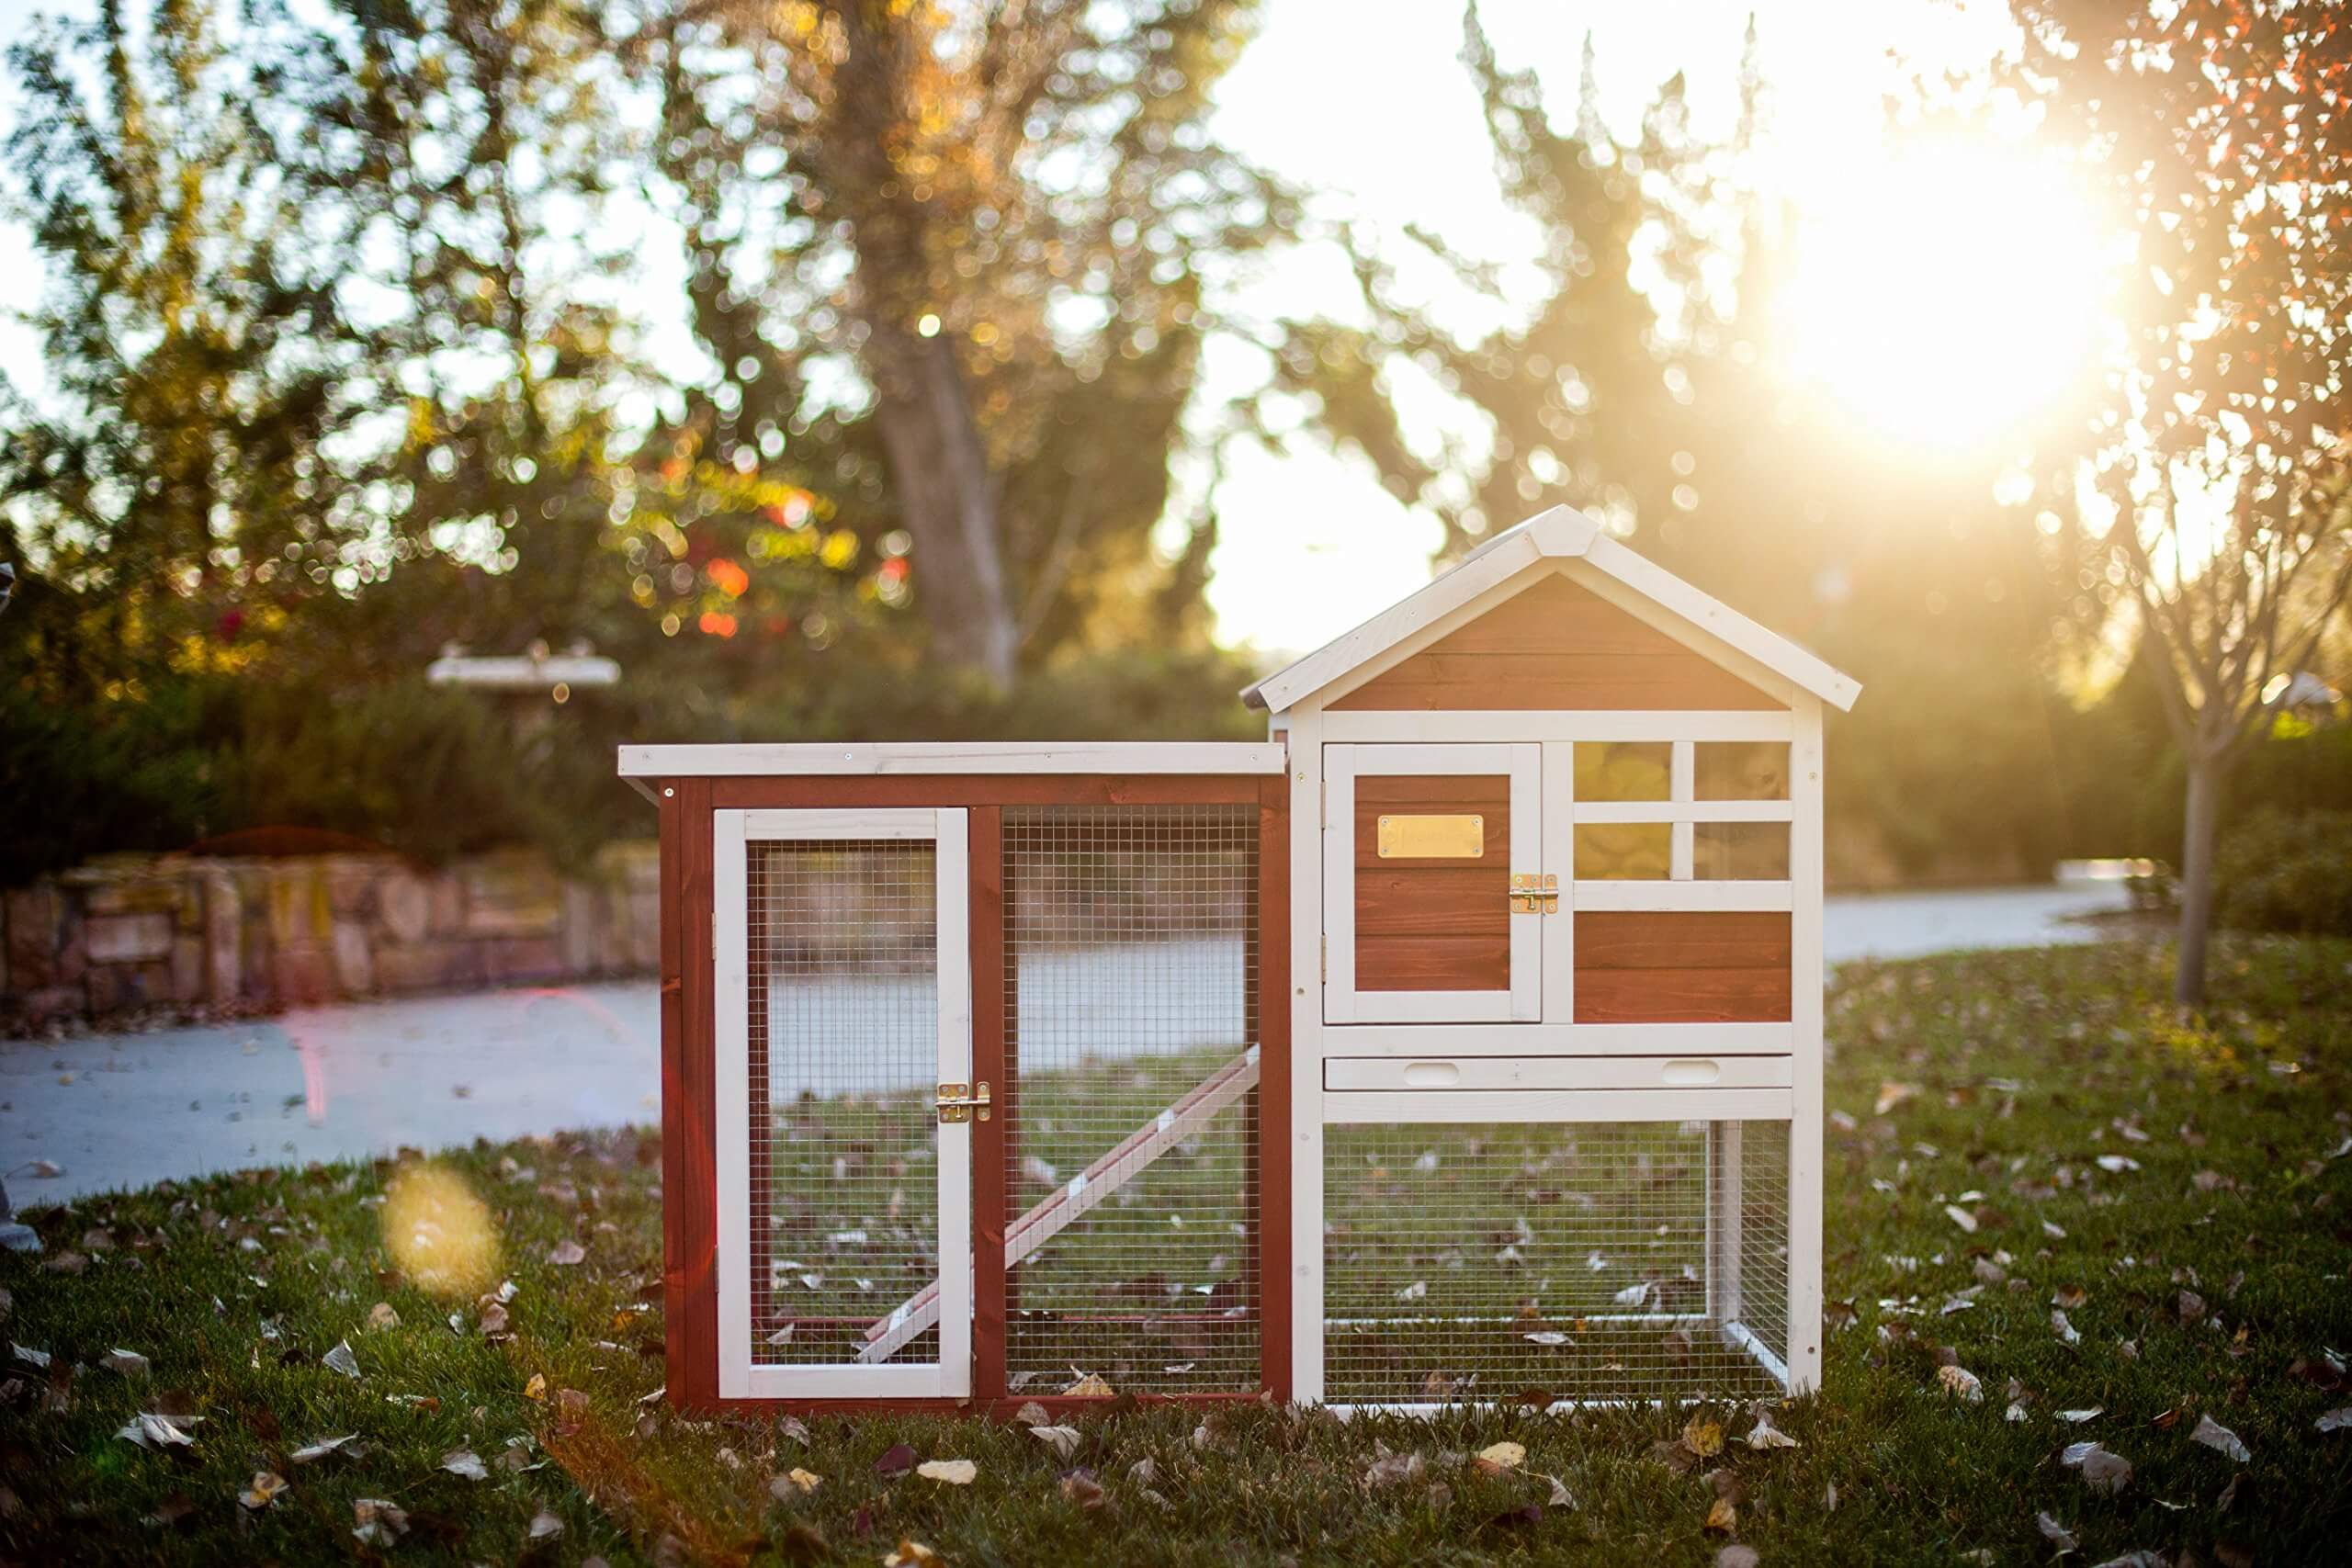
[3,880,2131,1204]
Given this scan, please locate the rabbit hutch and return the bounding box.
[622,505,1860,1414]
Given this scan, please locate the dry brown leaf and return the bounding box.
[528,1510,564,1540]
[916,1459,976,1485]
[1476,1439,1526,1471]
[1705,1495,1737,1533]
[1064,1372,1114,1398]
[351,1497,408,1546]
[367,1303,400,1331]
[290,1434,356,1464]
[549,1239,587,1267]
[883,1541,941,1568]
[1683,1414,1726,1457]
[1936,1365,1984,1404]
[2191,1414,2250,1461]
[1030,1425,1081,1461]
[238,1471,288,1510]
[523,1372,548,1402]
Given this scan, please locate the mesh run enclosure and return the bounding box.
[1322,1119,1790,1404]
[747,840,943,1369]
[1002,807,1261,1395]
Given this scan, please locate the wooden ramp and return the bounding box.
[856,1046,1260,1364]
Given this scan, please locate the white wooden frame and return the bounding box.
[713,807,973,1401]
[1321,741,1542,1024]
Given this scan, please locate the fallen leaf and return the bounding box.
[2052,1284,2088,1309]
[1476,1440,1526,1472]
[1705,1495,1737,1533]
[916,1459,976,1485]
[239,1471,288,1510]
[441,1447,489,1481]
[10,1344,49,1370]
[2315,1407,2352,1432]
[523,1372,548,1402]
[1060,1471,1107,1509]
[1875,1081,1917,1114]
[1716,1548,1760,1568]
[875,1442,918,1477]
[2056,1407,2104,1424]
[1064,1371,1114,1397]
[772,1467,823,1498]
[1029,1426,1081,1461]
[2062,1441,2133,1495]
[321,1339,360,1379]
[352,1497,409,1546]
[1937,1364,1984,1404]
[549,1240,587,1266]
[1364,1450,1425,1487]
[2036,1511,2079,1551]
[118,1412,201,1449]
[290,1434,357,1464]
[1747,1411,1800,1449]
[2178,1290,2207,1325]
[2190,1414,2250,1461]
[1523,1331,1571,1347]
[367,1303,401,1331]
[1944,1204,1979,1234]
[779,1414,812,1443]
[1683,1413,1726,1456]
[2052,1310,2082,1347]
[528,1510,564,1540]
[1012,1401,1051,1427]
[43,1252,87,1277]
[883,1540,940,1568]
[101,1348,150,1378]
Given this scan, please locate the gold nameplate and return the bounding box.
[1376,814,1485,859]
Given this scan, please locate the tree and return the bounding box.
[2003,0,2352,1005]
[622,0,1295,684]
[1300,4,2088,885]
[1,0,364,694]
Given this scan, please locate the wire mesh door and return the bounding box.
[999,807,1262,1396]
[713,808,972,1400]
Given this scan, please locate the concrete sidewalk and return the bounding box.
[2,880,2132,1205]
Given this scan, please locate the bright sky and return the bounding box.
[0,0,2093,659]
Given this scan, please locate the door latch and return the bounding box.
[1508,874,1559,914]
[935,1081,991,1123]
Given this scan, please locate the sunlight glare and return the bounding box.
[1777,140,2112,450]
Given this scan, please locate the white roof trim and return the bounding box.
[1241,504,1860,714]
[618,741,1286,778]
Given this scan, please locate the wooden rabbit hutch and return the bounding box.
[623,506,1859,1413]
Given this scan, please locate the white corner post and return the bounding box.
[1286,705,1327,1404]
[1786,698,1826,1394]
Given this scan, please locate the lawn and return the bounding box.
[5,937,2351,1565]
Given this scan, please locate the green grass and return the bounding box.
[5,937,2351,1564]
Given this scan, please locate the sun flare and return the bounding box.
[1776,140,2114,450]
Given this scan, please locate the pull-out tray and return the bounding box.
[1322,1055,1793,1123]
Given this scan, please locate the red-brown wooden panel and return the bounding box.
[1573,910,1792,1023]
[968,808,1008,1403]
[1332,574,1784,712]
[1255,776,1292,1402]
[662,777,721,1409]
[1352,775,1510,992]
[711,775,1268,808]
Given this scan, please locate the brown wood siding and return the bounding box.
[663,777,721,1409]
[1573,910,1792,1023]
[1254,775,1292,1402]
[1330,573,1784,711]
[1354,775,1510,991]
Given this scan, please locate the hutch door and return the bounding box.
[1322,743,1542,1024]
[712,807,973,1400]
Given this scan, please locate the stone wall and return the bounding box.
[2,843,660,1028]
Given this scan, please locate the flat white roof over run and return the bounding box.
[617,741,1287,778]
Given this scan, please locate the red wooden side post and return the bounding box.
[662,777,721,1409]
[968,808,1008,1403]
[1257,775,1293,1402]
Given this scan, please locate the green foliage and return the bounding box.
[2216,807,2352,937]
[0,644,1264,886]
[4,940,2351,1562]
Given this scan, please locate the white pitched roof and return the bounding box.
[1240,505,1861,714]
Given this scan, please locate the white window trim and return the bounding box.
[714,807,973,1401]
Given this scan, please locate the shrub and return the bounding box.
[2214,807,2352,936]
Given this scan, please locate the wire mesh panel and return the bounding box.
[1322,1119,1791,1404]
[1002,807,1261,1394]
[747,840,943,1368]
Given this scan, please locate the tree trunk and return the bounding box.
[2173,748,2229,1009]
[863,318,1019,688]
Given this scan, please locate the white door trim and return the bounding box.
[714,807,973,1401]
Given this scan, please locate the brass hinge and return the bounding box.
[1509,873,1560,914]
[935,1081,991,1123]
